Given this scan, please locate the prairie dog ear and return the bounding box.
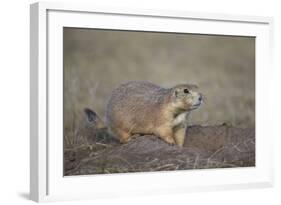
[173,90,178,98]
[172,87,181,98]
[84,108,97,122]
[172,88,179,98]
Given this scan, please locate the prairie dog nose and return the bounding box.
[198,94,203,102]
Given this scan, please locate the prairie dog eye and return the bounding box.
[183,88,190,94]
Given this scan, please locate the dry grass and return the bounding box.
[63,28,255,140]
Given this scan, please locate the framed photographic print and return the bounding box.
[30,2,274,202]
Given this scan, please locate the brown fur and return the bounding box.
[105,81,202,146]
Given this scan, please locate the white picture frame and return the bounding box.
[30,2,274,202]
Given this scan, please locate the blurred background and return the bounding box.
[63,28,255,138]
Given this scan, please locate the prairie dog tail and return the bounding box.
[84,108,106,129]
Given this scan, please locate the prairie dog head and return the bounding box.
[171,84,203,112]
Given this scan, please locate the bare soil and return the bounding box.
[64,124,255,176]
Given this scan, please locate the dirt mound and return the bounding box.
[64,125,255,176]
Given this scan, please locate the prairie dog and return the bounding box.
[105,81,202,146]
